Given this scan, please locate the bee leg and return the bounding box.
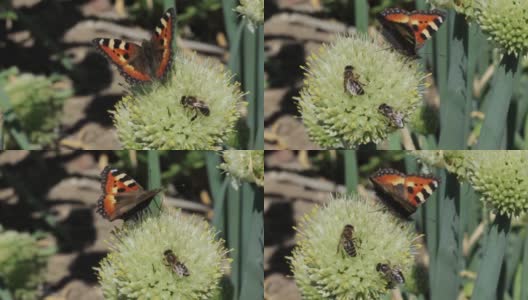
[191,111,198,122]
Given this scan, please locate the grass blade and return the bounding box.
[521,226,528,300]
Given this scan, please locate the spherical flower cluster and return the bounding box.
[220,150,264,188]
[236,0,264,31]
[96,210,230,299]
[289,195,419,299]
[112,52,244,149]
[297,34,427,148]
[474,0,528,56]
[0,228,52,300]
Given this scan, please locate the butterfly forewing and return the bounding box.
[96,166,162,221]
[151,8,175,78]
[93,8,175,84]
[369,168,439,217]
[378,8,446,57]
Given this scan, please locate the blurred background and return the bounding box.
[0,150,262,299]
[0,0,263,150]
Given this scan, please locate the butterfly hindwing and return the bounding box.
[370,168,439,217]
[96,166,162,221]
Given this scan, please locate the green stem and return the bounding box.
[343,150,358,194]
[146,150,162,215]
[239,184,263,300]
[439,14,471,149]
[522,225,528,300]
[353,0,368,33]
[226,185,241,300]
[470,213,512,300]
[431,173,461,300]
[476,54,520,149]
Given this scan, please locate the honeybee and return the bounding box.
[376,262,404,289]
[181,96,210,121]
[163,249,190,277]
[337,224,360,257]
[343,65,366,96]
[378,103,404,128]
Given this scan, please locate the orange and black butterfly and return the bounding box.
[93,8,175,84]
[96,166,162,221]
[369,168,439,218]
[337,224,360,257]
[163,249,190,277]
[378,103,404,129]
[377,8,446,58]
[343,65,366,96]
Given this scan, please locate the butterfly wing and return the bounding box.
[93,38,152,83]
[150,8,175,79]
[96,166,162,221]
[404,174,440,208]
[408,10,446,48]
[378,8,417,57]
[370,168,417,217]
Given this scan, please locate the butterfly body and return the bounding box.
[378,103,405,128]
[343,65,366,96]
[163,249,190,277]
[369,168,439,217]
[338,224,360,257]
[376,263,405,289]
[93,8,175,84]
[378,8,446,58]
[96,166,162,221]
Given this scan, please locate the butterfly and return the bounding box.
[378,103,405,129]
[93,8,175,84]
[181,96,210,121]
[369,168,439,218]
[376,262,405,289]
[377,8,446,58]
[337,224,360,257]
[343,65,366,96]
[163,249,190,277]
[96,166,162,221]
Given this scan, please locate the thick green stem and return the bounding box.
[439,15,471,149]
[476,54,520,149]
[146,150,162,215]
[470,213,511,300]
[353,0,368,33]
[343,150,358,194]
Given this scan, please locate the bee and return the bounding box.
[181,96,210,121]
[378,103,404,128]
[163,249,190,277]
[376,263,405,289]
[337,224,360,257]
[343,65,366,96]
